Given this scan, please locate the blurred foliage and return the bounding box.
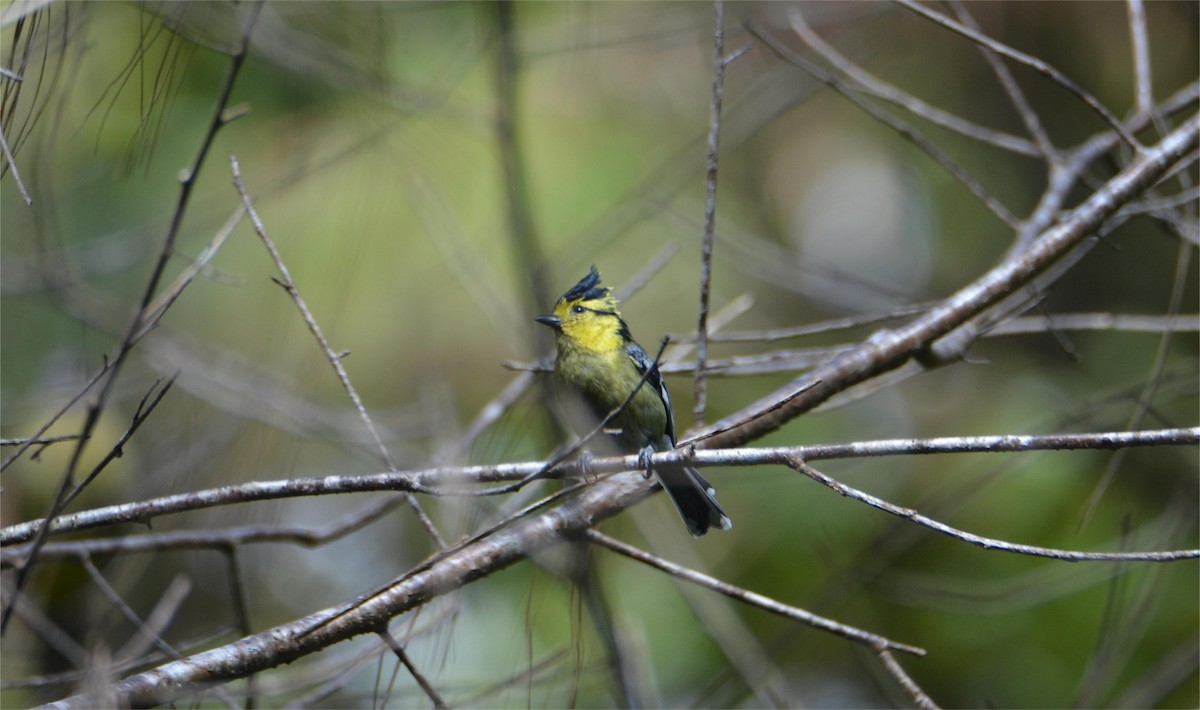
[1,1,1197,707]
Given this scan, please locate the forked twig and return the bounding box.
[231,154,446,549]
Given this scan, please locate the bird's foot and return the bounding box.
[577,450,595,481]
[637,445,655,479]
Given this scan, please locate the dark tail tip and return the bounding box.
[657,466,732,537]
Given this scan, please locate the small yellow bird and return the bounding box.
[536,266,731,536]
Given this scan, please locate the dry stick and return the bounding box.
[984,312,1200,336]
[5,625,238,692]
[283,604,463,708]
[895,0,1140,150]
[295,479,593,640]
[230,155,446,550]
[1,497,404,563]
[685,311,1198,345]
[0,1,263,633]
[678,303,932,343]
[33,422,1198,707]
[665,311,1200,377]
[789,4,1040,158]
[0,465,537,546]
[876,648,938,709]
[752,17,1018,228]
[34,477,633,709]
[947,0,1056,161]
[626,512,790,709]
[6,426,1196,548]
[0,435,84,447]
[0,121,32,204]
[694,115,1198,451]
[789,458,1195,563]
[78,564,244,710]
[3,582,88,669]
[79,562,192,672]
[137,203,247,338]
[615,241,681,302]
[378,629,448,709]
[584,530,924,655]
[1120,186,1200,213]
[449,370,536,460]
[1,202,243,472]
[1126,0,1154,118]
[59,376,177,510]
[693,0,725,426]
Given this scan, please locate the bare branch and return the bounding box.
[1127,0,1154,117]
[5,427,1193,548]
[693,115,1198,449]
[789,458,1196,562]
[789,5,1042,158]
[694,0,726,425]
[895,0,1140,149]
[377,629,447,709]
[0,0,263,632]
[876,648,939,709]
[751,16,1020,227]
[585,530,924,654]
[231,154,446,550]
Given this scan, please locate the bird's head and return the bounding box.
[535,266,629,351]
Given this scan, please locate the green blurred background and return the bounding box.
[2,1,1197,707]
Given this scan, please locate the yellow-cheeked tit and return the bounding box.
[536,266,732,536]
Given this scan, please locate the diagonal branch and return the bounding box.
[231,154,446,549]
[694,114,1198,450]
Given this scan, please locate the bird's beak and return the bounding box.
[535,315,561,330]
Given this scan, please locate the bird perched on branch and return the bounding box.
[536,266,732,536]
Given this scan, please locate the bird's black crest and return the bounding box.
[560,265,609,302]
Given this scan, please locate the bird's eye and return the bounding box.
[572,305,585,314]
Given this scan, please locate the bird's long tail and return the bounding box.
[655,466,732,537]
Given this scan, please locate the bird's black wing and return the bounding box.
[624,340,675,445]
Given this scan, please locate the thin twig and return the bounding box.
[691,115,1198,450]
[0,0,263,633]
[7,427,1194,549]
[378,629,448,709]
[60,375,177,510]
[895,0,1139,149]
[0,122,32,204]
[790,5,1041,158]
[694,0,725,426]
[947,0,1056,160]
[752,17,1019,228]
[230,154,446,550]
[1,497,404,564]
[789,458,1196,562]
[0,204,242,472]
[0,435,85,447]
[1126,0,1153,118]
[296,479,593,640]
[585,529,924,655]
[876,648,939,709]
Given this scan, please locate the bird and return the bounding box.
[535,266,732,536]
